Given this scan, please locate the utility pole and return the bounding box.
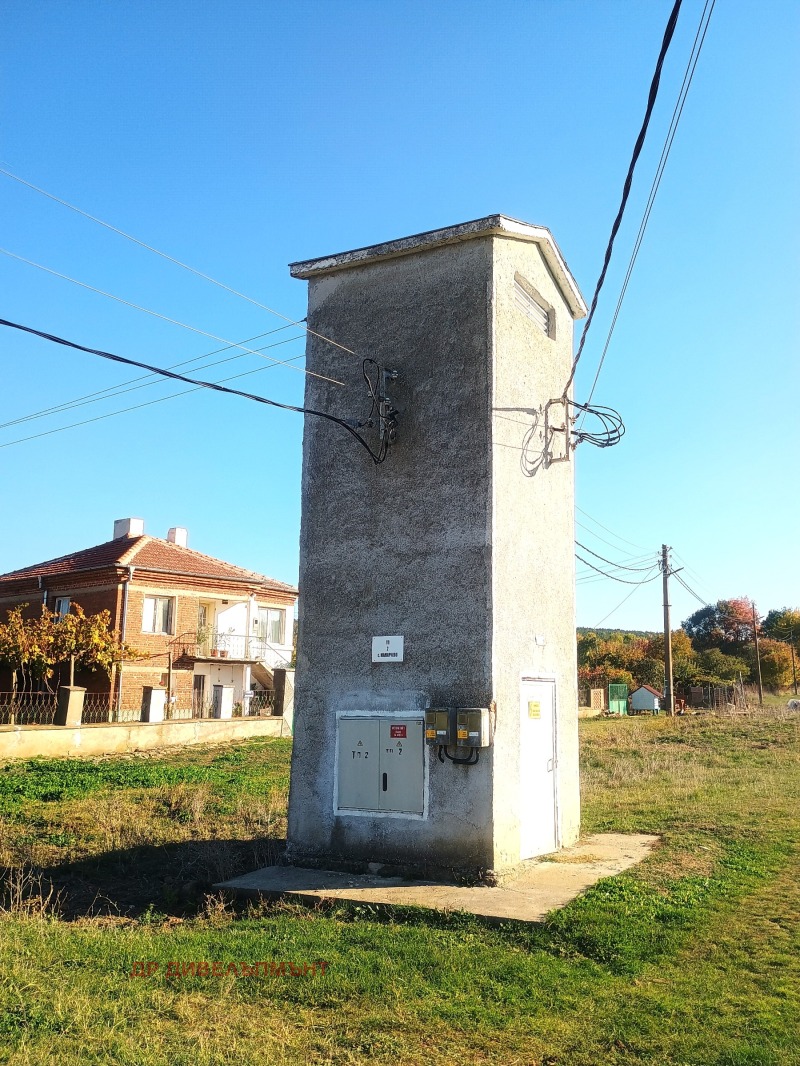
[661,544,675,716]
[780,626,798,696]
[752,603,763,707]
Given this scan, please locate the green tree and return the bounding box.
[747,639,794,689]
[694,648,750,684]
[0,605,55,691]
[0,603,138,691]
[645,630,697,684]
[578,664,635,693]
[762,608,800,650]
[683,598,754,651]
[636,657,665,690]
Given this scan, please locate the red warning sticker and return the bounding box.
[390,724,407,738]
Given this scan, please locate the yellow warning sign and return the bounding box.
[528,700,541,719]
[457,729,468,740]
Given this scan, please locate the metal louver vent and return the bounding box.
[514,279,550,336]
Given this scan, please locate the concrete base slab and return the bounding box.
[215,832,659,923]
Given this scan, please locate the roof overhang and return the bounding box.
[289,214,587,320]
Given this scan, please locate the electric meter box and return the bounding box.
[337,716,424,815]
[456,707,491,748]
[425,708,452,745]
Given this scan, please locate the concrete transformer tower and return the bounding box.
[287,216,587,878]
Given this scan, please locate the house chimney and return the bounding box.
[167,526,188,548]
[113,517,145,539]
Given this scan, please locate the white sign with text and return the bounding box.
[371,635,404,663]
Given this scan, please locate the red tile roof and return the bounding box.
[0,535,297,594]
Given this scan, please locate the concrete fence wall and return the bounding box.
[0,715,290,761]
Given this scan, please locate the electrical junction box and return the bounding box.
[337,716,424,815]
[456,708,491,748]
[425,709,452,745]
[426,708,491,748]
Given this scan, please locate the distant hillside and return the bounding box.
[577,627,659,640]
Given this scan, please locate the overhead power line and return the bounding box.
[594,571,659,628]
[0,246,342,386]
[672,550,715,595]
[0,352,306,450]
[563,0,683,397]
[0,318,393,464]
[0,328,302,431]
[0,166,358,359]
[575,506,648,550]
[575,553,661,586]
[575,518,653,559]
[580,0,717,411]
[674,571,709,607]
[575,540,656,573]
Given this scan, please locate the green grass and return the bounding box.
[1,716,799,1064]
[0,738,291,812]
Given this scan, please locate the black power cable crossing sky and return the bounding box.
[563,0,683,398]
[0,323,299,430]
[0,319,393,465]
[579,0,717,420]
[575,553,661,586]
[574,540,657,573]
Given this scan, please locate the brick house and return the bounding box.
[0,518,297,715]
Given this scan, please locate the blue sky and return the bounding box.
[1,0,797,631]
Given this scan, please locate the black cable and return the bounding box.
[0,352,307,450]
[568,399,625,448]
[0,318,391,464]
[575,553,661,586]
[576,506,648,550]
[563,0,683,397]
[442,746,479,766]
[574,541,656,573]
[0,324,299,431]
[674,572,709,607]
[579,0,717,414]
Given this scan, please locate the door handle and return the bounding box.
[382,773,388,792]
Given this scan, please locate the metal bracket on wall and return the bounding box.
[543,396,572,465]
[379,368,399,448]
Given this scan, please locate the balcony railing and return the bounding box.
[171,631,291,669]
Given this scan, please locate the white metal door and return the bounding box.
[519,678,558,858]
[378,719,424,814]
[337,718,380,810]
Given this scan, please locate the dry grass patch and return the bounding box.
[547,852,605,864]
[0,865,63,917]
[157,782,213,826]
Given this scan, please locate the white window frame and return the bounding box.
[142,595,175,635]
[258,607,285,645]
[53,596,70,619]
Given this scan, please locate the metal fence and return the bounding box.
[0,692,116,726]
[0,689,277,727]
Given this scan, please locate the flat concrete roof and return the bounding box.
[215,833,657,924]
[289,214,588,320]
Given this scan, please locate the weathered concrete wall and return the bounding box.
[289,237,497,871]
[287,218,583,876]
[490,236,581,866]
[0,716,287,761]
